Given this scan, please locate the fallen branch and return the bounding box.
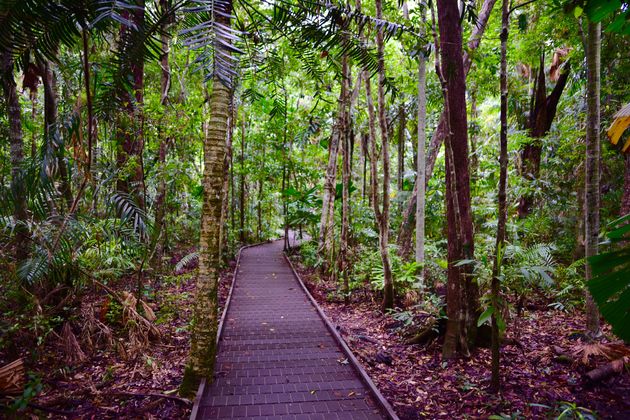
[28,403,77,416]
[0,358,24,395]
[584,357,628,382]
[108,391,192,405]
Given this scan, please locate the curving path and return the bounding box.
[192,240,392,419]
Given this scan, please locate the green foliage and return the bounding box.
[352,245,421,295]
[530,401,597,420]
[9,373,42,412]
[588,214,630,342]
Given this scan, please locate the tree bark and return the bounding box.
[318,95,342,273]
[239,113,246,244]
[339,54,351,302]
[397,0,497,259]
[153,0,173,261]
[1,48,29,263]
[416,15,428,281]
[437,0,478,359]
[584,21,601,337]
[397,103,406,191]
[375,0,394,311]
[41,59,73,211]
[517,56,570,218]
[181,0,233,395]
[490,0,509,392]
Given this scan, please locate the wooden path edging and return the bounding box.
[189,240,272,420]
[283,253,400,420]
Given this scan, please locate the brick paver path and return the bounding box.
[195,240,386,419]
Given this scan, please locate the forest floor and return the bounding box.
[288,253,630,420]
[0,251,235,419]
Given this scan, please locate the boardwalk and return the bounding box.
[193,240,391,419]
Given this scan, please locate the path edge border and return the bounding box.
[283,252,400,420]
[190,240,272,420]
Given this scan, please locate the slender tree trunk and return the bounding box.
[318,99,342,273]
[397,0,497,258]
[584,21,601,337]
[41,59,73,211]
[375,0,394,311]
[397,103,406,191]
[416,22,427,283]
[469,90,479,186]
[339,54,351,303]
[153,0,173,261]
[239,113,246,244]
[1,49,29,263]
[220,97,234,259]
[257,144,265,241]
[490,0,509,392]
[437,0,478,359]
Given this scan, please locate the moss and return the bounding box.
[179,365,201,398]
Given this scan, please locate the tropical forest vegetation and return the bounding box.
[0,0,629,418]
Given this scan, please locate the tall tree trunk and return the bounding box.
[181,0,233,394]
[41,59,73,211]
[584,21,601,337]
[469,89,479,186]
[220,97,234,259]
[416,18,428,282]
[339,54,351,302]
[490,0,509,392]
[318,98,342,273]
[397,0,497,259]
[153,0,173,261]
[1,49,28,263]
[116,1,146,209]
[437,0,478,359]
[375,0,394,311]
[397,103,406,191]
[239,113,246,244]
[517,56,570,218]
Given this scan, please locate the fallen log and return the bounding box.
[584,358,627,382]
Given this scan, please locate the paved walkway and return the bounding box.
[194,240,387,419]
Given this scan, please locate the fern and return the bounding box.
[175,252,199,273]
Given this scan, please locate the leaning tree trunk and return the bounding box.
[437,0,478,359]
[375,0,394,311]
[1,49,29,263]
[584,21,601,337]
[517,55,570,218]
[397,0,497,259]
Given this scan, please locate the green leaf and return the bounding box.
[585,0,621,23]
[478,306,494,327]
[574,6,584,18]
